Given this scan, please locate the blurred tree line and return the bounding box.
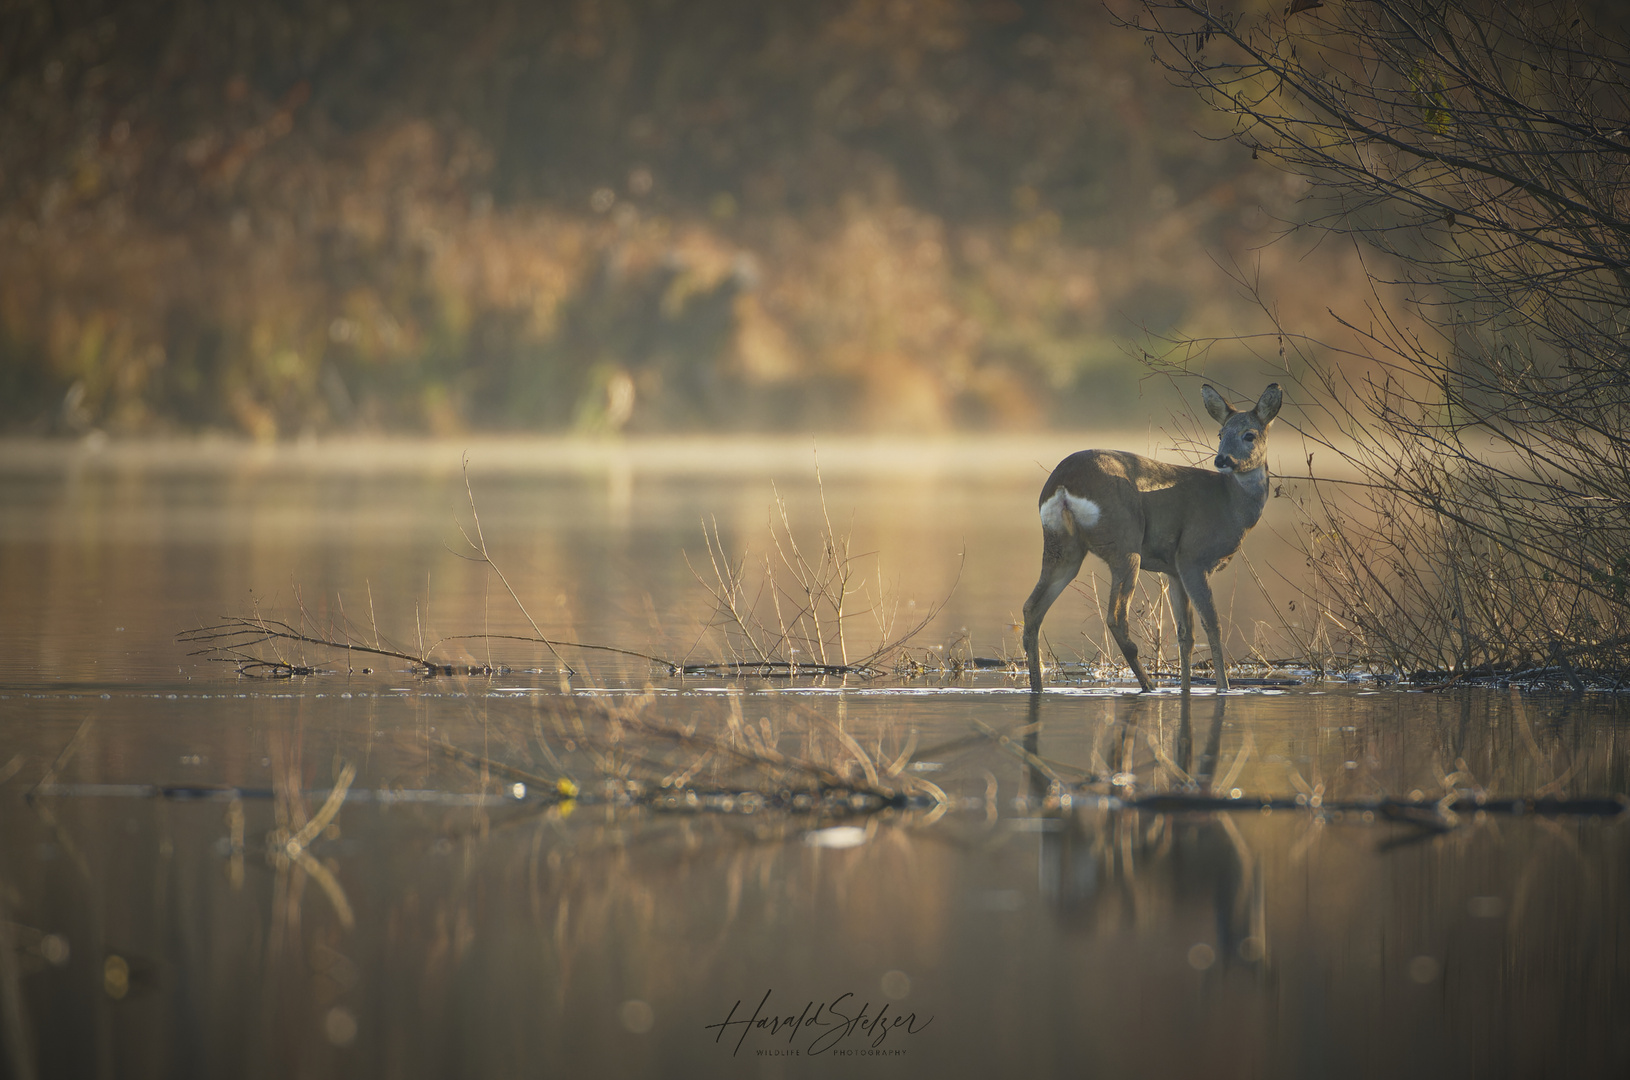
[0,0,1312,437]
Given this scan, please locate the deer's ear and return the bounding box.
[1200,385,1232,423]
[1253,383,1283,424]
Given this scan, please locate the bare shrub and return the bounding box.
[1131,0,1630,675]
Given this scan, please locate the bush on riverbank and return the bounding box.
[1136,0,1630,674]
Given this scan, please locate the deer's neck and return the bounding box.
[1229,465,1270,529]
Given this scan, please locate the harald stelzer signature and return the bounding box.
[704,989,933,1056]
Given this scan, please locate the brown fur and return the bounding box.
[1022,384,1282,693]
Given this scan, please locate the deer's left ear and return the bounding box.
[1253,383,1283,424]
[1200,385,1232,423]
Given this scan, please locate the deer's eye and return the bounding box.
[1243,431,1257,442]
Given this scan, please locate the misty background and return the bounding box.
[0,0,1352,439]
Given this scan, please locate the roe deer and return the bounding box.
[1021,383,1282,693]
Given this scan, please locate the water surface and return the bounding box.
[2,439,1626,1079]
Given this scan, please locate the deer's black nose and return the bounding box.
[1215,454,1234,470]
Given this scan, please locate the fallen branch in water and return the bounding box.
[674,659,876,677]
[29,780,1623,823]
[1121,791,1628,823]
[180,453,959,681]
[179,616,909,679]
[179,616,673,677]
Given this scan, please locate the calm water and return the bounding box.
[2,438,1627,1079]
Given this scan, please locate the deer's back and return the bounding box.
[1039,449,1236,568]
[1039,449,1213,505]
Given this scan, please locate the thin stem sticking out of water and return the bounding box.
[449,453,573,676]
[180,455,958,680]
[682,467,961,677]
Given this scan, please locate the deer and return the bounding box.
[1021,383,1282,694]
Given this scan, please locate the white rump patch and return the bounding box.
[1039,488,1101,533]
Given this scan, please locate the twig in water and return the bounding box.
[450,454,572,676]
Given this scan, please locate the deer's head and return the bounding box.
[1201,383,1282,474]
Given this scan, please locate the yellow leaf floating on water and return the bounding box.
[557,778,579,799]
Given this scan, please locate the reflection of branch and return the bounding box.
[434,741,571,795]
[284,762,355,857]
[608,708,901,802]
[973,720,1073,788]
[268,762,358,931]
[1125,792,1627,820]
[31,719,93,795]
[1215,729,1254,796]
[289,847,354,929]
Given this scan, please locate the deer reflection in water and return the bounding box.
[1024,695,1266,969]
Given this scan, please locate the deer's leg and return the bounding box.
[1167,572,1194,693]
[1178,564,1229,691]
[1106,555,1155,692]
[1022,535,1088,692]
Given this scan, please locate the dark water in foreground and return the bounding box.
[2,440,1627,1079]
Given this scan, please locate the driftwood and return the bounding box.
[180,456,954,681]
[28,782,1624,825]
